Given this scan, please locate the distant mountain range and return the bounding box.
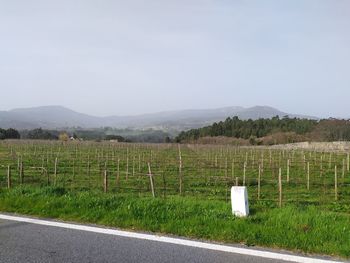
[0,105,318,131]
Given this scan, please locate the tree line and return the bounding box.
[176,116,317,142]
[175,116,350,143]
[3,117,350,144]
[0,128,20,140]
[0,127,169,143]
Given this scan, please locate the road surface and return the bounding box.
[0,214,343,263]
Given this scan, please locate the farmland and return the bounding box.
[0,140,350,258]
[1,140,350,206]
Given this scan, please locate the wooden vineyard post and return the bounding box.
[278,168,282,208]
[97,154,101,177]
[307,162,310,190]
[162,169,167,199]
[243,161,246,186]
[148,162,155,198]
[103,165,108,193]
[178,144,183,195]
[261,157,264,180]
[77,153,81,178]
[45,167,49,186]
[231,159,235,179]
[87,156,91,188]
[258,164,261,200]
[126,148,129,180]
[225,157,228,202]
[54,157,58,186]
[41,156,45,176]
[19,159,24,185]
[347,153,350,172]
[138,154,141,173]
[116,158,120,187]
[235,177,239,186]
[287,159,290,183]
[342,159,345,179]
[278,151,282,168]
[335,165,338,201]
[72,159,75,180]
[7,165,11,189]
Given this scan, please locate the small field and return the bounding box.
[0,140,350,258]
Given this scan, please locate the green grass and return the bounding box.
[1,140,350,208]
[1,141,350,259]
[0,186,349,259]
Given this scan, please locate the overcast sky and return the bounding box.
[0,0,349,117]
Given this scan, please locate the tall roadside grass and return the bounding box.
[0,186,349,259]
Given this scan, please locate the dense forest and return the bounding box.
[2,116,350,145]
[3,127,171,143]
[0,128,20,140]
[175,116,350,144]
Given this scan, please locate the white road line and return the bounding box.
[0,214,343,263]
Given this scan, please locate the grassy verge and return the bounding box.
[0,186,349,258]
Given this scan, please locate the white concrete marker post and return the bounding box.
[231,186,249,217]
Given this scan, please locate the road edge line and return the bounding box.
[0,213,342,263]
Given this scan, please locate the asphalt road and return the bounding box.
[0,217,341,263]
